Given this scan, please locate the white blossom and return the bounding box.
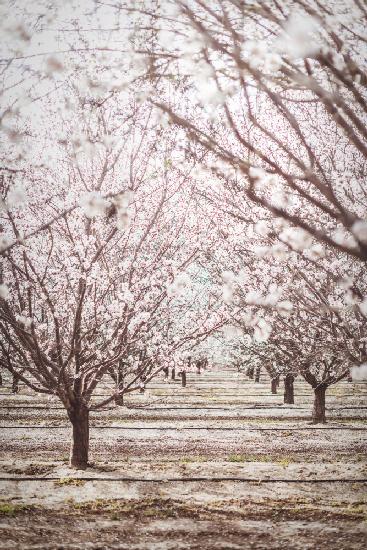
[254,220,270,237]
[264,52,282,73]
[45,56,64,75]
[16,315,32,329]
[253,318,272,342]
[223,325,242,339]
[167,272,191,297]
[80,192,109,218]
[222,283,234,304]
[277,11,319,59]
[196,80,226,107]
[7,183,27,208]
[114,191,134,230]
[243,40,268,69]
[359,298,367,316]
[351,219,367,244]
[0,235,12,251]
[0,284,10,300]
[279,227,313,250]
[249,166,266,182]
[277,300,293,314]
[308,243,325,259]
[351,363,367,381]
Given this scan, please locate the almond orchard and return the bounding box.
[0,1,366,549]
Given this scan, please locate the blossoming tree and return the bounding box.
[0,92,224,468]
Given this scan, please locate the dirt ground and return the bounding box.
[0,370,366,549]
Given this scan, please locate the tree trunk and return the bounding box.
[283,374,294,404]
[0,371,2,386]
[181,371,187,387]
[275,375,280,388]
[312,384,327,424]
[254,368,260,383]
[247,367,254,379]
[163,366,169,379]
[115,394,124,405]
[171,367,176,380]
[68,403,89,470]
[12,373,19,393]
[271,377,277,394]
[114,368,124,405]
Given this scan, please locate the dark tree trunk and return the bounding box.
[115,394,124,405]
[275,376,280,388]
[0,371,2,386]
[312,384,327,424]
[163,366,169,379]
[271,377,277,394]
[114,367,124,405]
[247,367,254,379]
[68,403,89,470]
[255,368,260,383]
[283,374,295,404]
[181,371,187,387]
[12,373,19,393]
[171,367,176,380]
[197,366,201,375]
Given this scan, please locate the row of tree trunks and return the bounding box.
[64,372,325,470]
[270,374,326,422]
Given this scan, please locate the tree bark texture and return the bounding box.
[12,373,19,393]
[181,371,187,387]
[312,384,327,424]
[283,374,295,404]
[68,402,90,469]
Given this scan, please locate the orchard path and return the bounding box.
[0,367,366,549]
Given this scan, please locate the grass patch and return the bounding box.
[180,456,208,463]
[278,457,292,467]
[0,503,33,516]
[227,454,273,463]
[227,454,293,466]
[72,497,203,520]
[2,464,53,476]
[68,496,367,523]
[54,478,85,487]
